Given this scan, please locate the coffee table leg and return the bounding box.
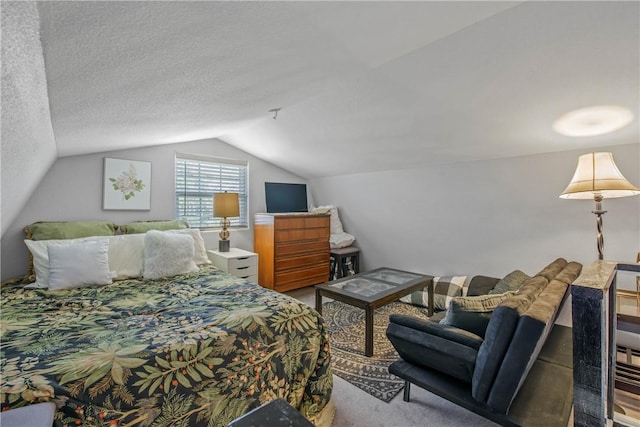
[315,289,322,314]
[365,306,373,357]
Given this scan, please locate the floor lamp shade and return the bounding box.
[560,152,639,260]
[213,192,240,252]
[560,152,639,199]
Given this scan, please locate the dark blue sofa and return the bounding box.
[386,258,582,427]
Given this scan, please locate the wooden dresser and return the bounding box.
[254,213,330,292]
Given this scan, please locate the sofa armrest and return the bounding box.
[387,316,483,383]
[389,314,484,350]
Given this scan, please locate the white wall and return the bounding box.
[0,138,308,280]
[1,2,57,237]
[309,143,640,279]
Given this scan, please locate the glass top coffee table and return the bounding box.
[315,267,433,357]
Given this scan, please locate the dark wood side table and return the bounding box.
[315,267,433,357]
[227,398,313,427]
[329,246,360,280]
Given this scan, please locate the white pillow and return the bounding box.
[311,205,344,233]
[167,228,211,265]
[47,240,113,290]
[107,234,146,279]
[24,236,110,288]
[143,230,199,279]
[330,232,355,249]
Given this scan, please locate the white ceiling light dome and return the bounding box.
[553,105,633,137]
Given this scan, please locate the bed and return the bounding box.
[0,222,334,426]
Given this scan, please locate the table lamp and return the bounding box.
[213,192,240,252]
[560,152,639,260]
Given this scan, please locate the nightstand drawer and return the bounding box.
[228,263,257,277]
[228,256,258,270]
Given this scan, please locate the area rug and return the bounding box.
[322,300,430,402]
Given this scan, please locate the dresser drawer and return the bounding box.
[275,252,329,271]
[275,217,306,230]
[304,216,329,228]
[275,227,330,243]
[276,241,328,257]
[275,263,330,287]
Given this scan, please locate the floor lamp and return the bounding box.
[560,152,639,260]
[214,192,240,252]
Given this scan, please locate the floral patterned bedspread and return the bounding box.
[0,266,332,426]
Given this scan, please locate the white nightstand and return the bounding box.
[207,248,258,282]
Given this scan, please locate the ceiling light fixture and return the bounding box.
[269,108,281,120]
[553,105,633,137]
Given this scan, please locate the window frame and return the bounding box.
[174,152,249,230]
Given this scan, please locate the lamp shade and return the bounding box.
[213,192,240,217]
[559,152,639,200]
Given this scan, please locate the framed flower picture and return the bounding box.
[103,158,151,210]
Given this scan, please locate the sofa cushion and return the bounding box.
[534,258,568,282]
[471,303,521,403]
[489,270,530,294]
[466,275,500,296]
[440,291,516,338]
[390,315,484,350]
[387,316,482,383]
[400,276,467,311]
[487,280,572,412]
[479,260,581,413]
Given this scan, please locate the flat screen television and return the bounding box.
[265,182,308,213]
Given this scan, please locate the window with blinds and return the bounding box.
[175,153,248,228]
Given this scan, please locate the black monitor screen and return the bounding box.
[265,182,308,213]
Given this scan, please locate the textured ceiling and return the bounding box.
[38,1,639,178]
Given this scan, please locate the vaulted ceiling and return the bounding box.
[37,1,639,178]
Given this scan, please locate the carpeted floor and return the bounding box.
[322,300,430,402]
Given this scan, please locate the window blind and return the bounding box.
[175,154,248,228]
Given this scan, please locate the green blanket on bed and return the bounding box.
[0,266,332,426]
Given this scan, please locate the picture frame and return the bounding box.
[103,157,151,210]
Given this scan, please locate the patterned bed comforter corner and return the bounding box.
[0,266,333,426]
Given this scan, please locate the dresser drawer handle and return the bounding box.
[237,257,250,260]
[237,266,249,270]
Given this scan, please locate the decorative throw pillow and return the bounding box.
[167,228,211,265]
[23,221,117,240]
[24,236,110,288]
[440,291,516,337]
[47,240,113,290]
[119,220,189,234]
[107,234,146,279]
[23,221,117,280]
[143,230,199,279]
[400,276,467,311]
[310,205,344,233]
[489,270,530,295]
[330,232,355,249]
